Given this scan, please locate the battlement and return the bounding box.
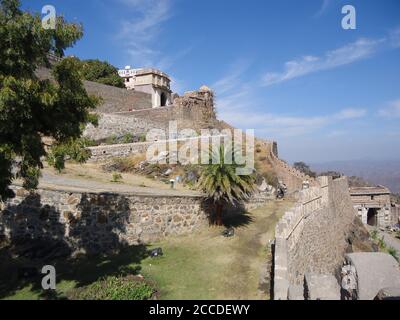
[274,176,360,299]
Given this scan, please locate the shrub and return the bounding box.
[378,236,386,250]
[370,230,378,241]
[71,276,155,300]
[387,247,399,261]
[122,133,135,144]
[139,133,147,143]
[105,135,118,145]
[111,172,123,183]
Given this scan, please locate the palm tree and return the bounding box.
[197,145,256,226]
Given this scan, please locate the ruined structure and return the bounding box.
[350,186,394,228]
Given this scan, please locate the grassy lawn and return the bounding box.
[1,199,293,300]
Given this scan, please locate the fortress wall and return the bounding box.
[115,92,219,132]
[115,105,218,132]
[35,67,153,112]
[83,113,166,141]
[0,186,209,254]
[84,81,153,112]
[87,136,208,162]
[274,177,358,299]
[262,140,316,192]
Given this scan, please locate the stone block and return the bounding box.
[288,284,304,300]
[305,273,340,300]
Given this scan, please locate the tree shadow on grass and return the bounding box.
[222,211,254,228]
[0,241,150,300]
[202,199,254,228]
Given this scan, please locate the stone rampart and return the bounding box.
[274,176,358,299]
[83,113,166,141]
[263,140,316,192]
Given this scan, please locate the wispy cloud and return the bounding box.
[335,108,367,120]
[220,107,367,137]
[117,0,173,67]
[212,59,367,137]
[379,100,400,118]
[212,60,255,114]
[262,37,384,86]
[314,0,332,18]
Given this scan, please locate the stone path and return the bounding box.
[14,171,202,197]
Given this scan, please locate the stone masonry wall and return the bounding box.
[263,140,317,192]
[84,80,153,113]
[0,186,208,255]
[0,186,272,255]
[114,90,220,132]
[36,67,153,113]
[274,176,358,299]
[83,113,166,141]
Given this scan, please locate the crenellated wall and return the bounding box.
[262,140,317,192]
[274,176,359,299]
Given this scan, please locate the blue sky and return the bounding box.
[25,0,400,163]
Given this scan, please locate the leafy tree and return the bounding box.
[0,0,98,200]
[79,59,125,88]
[197,146,256,226]
[293,162,316,178]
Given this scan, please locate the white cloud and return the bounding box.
[379,100,400,118]
[262,37,385,86]
[212,61,367,137]
[212,60,251,96]
[334,108,367,120]
[117,0,173,67]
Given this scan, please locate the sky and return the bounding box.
[25,0,400,163]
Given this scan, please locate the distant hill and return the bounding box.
[310,159,400,194]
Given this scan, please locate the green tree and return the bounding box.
[0,0,98,200]
[293,162,316,178]
[197,146,256,226]
[79,59,125,88]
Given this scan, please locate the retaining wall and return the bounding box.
[0,186,272,255]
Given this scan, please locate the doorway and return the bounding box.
[160,92,167,107]
[367,208,378,226]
